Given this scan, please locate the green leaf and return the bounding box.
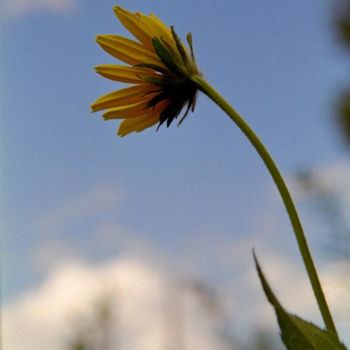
[253,251,347,350]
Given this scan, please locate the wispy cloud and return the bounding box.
[28,183,124,274]
[36,183,121,239]
[2,0,78,20]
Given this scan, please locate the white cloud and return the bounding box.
[1,0,77,20]
[2,257,237,350]
[2,249,349,350]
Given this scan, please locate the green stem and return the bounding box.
[191,74,338,338]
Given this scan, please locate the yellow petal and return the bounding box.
[114,7,154,50]
[104,99,168,120]
[95,64,159,84]
[117,100,169,136]
[136,13,177,52]
[118,113,160,136]
[91,84,158,112]
[103,101,149,120]
[96,35,161,66]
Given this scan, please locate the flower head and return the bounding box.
[91,6,199,136]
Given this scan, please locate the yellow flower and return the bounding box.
[91,6,199,136]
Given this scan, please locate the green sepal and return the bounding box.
[177,100,192,126]
[253,251,347,350]
[170,26,188,65]
[152,38,181,75]
[145,92,168,109]
[186,32,196,64]
[178,93,196,126]
[138,75,165,86]
[158,100,183,128]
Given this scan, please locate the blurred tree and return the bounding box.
[291,1,350,260]
[334,0,350,49]
[186,278,280,349]
[242,331,282,350]
[65,277,279,350]
[333,0,350,144]
[336,90,350,146]
[66,295,116,350]
[296,170,350,260]
[68,337,91,350]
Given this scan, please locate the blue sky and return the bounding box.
[2,1,350,348]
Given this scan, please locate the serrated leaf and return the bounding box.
[253,251,347,350]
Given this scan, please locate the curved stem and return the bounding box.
[191,74,338,338]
